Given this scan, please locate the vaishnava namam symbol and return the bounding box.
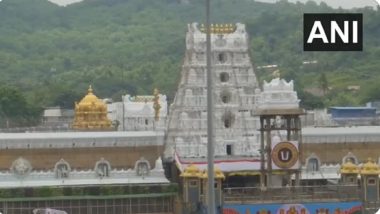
[272,142,299,169]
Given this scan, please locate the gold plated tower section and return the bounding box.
[72,86,112,130]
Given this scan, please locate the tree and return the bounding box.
[0,0,378,109]
[52,90,83,109]
[361,83,380,103]
[0,86,41,128]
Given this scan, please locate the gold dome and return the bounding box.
[360,158,380,175]
[180,164,201,178]
[72,85,112,130]
[340,160,359,174]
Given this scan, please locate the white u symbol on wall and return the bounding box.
[280,151,290,161]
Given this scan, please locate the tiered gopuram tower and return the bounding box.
[164,23,261,166]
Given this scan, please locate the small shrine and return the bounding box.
[360,158,380,203]
[180,165,225,214]
[72,85,112,130]
[256,78,300,110]
[340,159,359,184]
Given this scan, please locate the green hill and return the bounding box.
[0,0,379,126]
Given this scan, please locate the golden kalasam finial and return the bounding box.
[153,88,161,121]
[222,24,227,33]
[200,24,205,32]
[88,85,93,94]
[200,23,236,34]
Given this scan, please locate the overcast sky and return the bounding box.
[259,0,378,9]
[48,0,378,9]
[48,0,82,6]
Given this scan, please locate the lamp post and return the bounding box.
[206,0,216,213]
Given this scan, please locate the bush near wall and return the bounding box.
[0,183,178,199]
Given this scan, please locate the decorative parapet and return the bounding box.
[54,159,71,179]
[300,163,341,180]
[257,78,300,110]
[10,157,32,178]
[180,164,201,178]
[128,95,155,102]
[0,157,168,188]
[185,23,249,52]
[134,157,151,177]
[360,158,380,175]
[0,131,165,149]
[340,160,359,174]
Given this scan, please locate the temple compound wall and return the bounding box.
[0,131,164,170]
[301,126,380,184]
[0,131,169,190]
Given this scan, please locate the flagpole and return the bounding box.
[206,0,215,213]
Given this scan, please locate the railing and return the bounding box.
[0,193,176,214]
[363,200,380,211]
[224,185,361,204]
[0,125,71,133]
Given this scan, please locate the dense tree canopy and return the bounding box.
[0,0,379,125]
[0,86,40,127]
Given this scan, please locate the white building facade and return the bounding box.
[165,23,261,161]
[108,93,167,131]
